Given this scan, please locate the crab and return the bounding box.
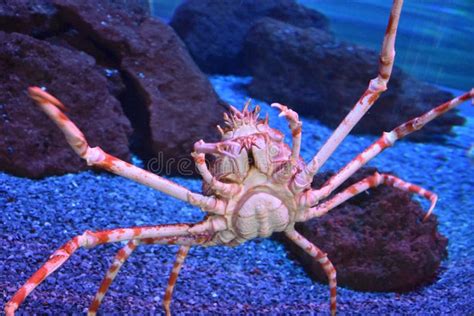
[5,0,474,315]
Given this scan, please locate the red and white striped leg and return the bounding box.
[300,172,437,222]
[5,222,212,315]
[304,89,474,206]
[293,0,404,191]
[28,87,225,214]
[88,234,208,316]
[285,228,337,316]
[88,240,139,316]
[163,245,190,316]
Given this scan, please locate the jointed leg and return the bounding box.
[305,89,473,205]
[5,222,214,315]
[28,87,225,214]
[294,0,404,189]
[88,240,139,316]
[88,234,204,316]
[193,139,241,159]
[299,172,437,222]
[285,228,337,316]
[271,103,302,162]
[163,245,190,316]
[191,150,241,199]
[266,103,304,185]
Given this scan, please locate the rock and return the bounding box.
[107,0,151,17]
[0,0,62,37]
[0,31,132,178]
[44,29,128,99]
[0,0,132,101]
[279,167,448,292]
[244,18,465,142]
[170,0,330,75]
[53,0,227,176]
[0,0,227,177]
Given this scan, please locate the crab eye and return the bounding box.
[269,143,280,159]
[270,142,291,163]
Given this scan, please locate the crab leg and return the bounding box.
[192,151,241,198]
[28,87,225,214]
[285,228,337,316]
[163,245,190,316]
[5,222,216,315]
[299,172,437,222]
[193,139,241,159]
[271,103,302,161]
[293,0,404,190]
[88,239,140,316]
[89,235,204,316]
[305,89,473,205]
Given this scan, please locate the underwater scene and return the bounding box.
[0,0,473,315]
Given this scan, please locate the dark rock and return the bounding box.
[170,0,330,75]
[44,30,128,99]
[0,1,129,99]
[0,0,227,177]
[107,0,151,17]
[0,31,132,178]
[53,0,228,176]
[0,0,63,38]
[279,167,448,292]
[244,18,465,142]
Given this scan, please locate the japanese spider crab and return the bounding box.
[5,0,473,315]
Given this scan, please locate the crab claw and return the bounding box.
[28,86,67,111]
[271,102,288,117]
[271,102,300,126]
[194,140,240,159]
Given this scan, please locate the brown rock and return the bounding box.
[244,18,465,142]
[54,0,227,176]
[0,0,227,177]
[0,31,132,178]
[0,2,127,99]
[279,167,448,292]
[0,0,62,37]
[170,0,330,75]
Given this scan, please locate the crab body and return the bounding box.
[210,167,298,245]
[200,105,305,246]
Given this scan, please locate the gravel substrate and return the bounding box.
[1,75,473,315]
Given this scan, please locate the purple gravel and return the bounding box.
[1,76,473,315]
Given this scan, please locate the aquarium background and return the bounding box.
[1,0,473,315]
[153,0,474,91]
